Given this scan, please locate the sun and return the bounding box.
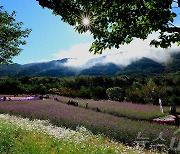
[82,17,91,26]
[77,11,94,32]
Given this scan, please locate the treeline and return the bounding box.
[0,72,179,105]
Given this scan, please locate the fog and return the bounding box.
[53,33,180,68]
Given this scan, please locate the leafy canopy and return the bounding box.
[36,0,180,53]
[0,7,31,64]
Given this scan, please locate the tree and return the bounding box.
[106,87,124,101]
[36,0,180,53]
[0,6,31,64]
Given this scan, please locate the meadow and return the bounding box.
[0,99,179,153]
[53,95,180,120]
[0,114,158,154]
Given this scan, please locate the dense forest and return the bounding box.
[0,72,179,106]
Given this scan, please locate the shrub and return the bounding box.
[168,95,179,106]
[48,88,58,94]
[59,87,76,97]
[126,89,144,103]
[91,86,107,100]
[77,86,92,99]
[106,87,124,101]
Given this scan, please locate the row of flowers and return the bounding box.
[0,96,40,101]
[153,115,179,123]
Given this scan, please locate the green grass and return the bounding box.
[0,114,160,154]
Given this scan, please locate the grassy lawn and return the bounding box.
[0,114,160,154]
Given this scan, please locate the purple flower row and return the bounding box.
[0,96,40,101]
[54,95,169,120]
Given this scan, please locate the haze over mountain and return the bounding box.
[53,38,180,68]
[0,52,180,77]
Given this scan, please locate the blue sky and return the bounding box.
[0,0,93,64]
[1,0,180,66]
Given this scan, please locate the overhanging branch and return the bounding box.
[165,27,180,32]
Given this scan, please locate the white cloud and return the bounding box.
[28,59,52,64]
[53,43,102,67]
[81,30,91,36]
[53,33,180,68]
[103,33,180,66]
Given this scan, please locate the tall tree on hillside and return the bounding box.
[0,6,31,64]
[36,0,180,53]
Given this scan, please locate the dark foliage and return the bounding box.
[0,7,31,64]
[0,72,179,105]
[36,0,180,53]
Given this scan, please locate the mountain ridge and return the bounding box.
[0,52,180,77]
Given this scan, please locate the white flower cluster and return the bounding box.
[0,114,88,143]
[0,114,162,154]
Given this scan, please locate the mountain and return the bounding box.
[35,67,76,77]
[118,57,165,75]
[0,53,180,77]
[79,63,121,76]
[16,58,72,77]
[0,58,76,77]
[0,63,22,77]
[85,56,107,68]
[166,52,180,72]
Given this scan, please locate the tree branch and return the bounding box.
[164,27,180,32]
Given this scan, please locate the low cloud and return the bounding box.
[53,33,180,68]
[53,43,102,68]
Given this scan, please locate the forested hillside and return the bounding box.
[0,52,180,77]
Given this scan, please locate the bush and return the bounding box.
[168,95,179,106]
[59,87,76,97]
[126,89,144,103]
[77,86,92,99]
[106,87,124,101]
[91,86,107,100]
[48,88,58,94]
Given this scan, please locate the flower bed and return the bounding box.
[153,115,180,124]
[53,95,170,120]
[0,99,178,152]
[0,96,40,101]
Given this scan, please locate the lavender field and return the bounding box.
[0,99,179,151]
[53,95,180,120]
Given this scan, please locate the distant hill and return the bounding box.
[166,52,180,72]
[16,58,73,77]
[0,64,22,77]
[79,63,121,76]
[35,67,76,77]
[0,58,75,77]
[118,57,165,75]
[0,52,180,77]
[85,56,107,68]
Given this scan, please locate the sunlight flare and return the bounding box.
[82,17,91,26]
[77,11,94,32]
